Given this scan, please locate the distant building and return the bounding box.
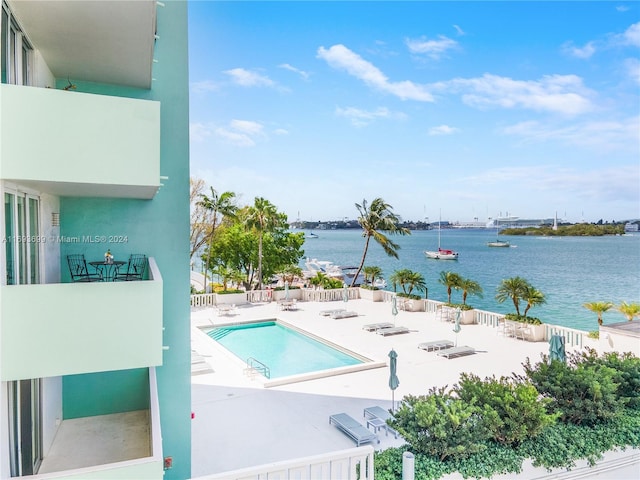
[625,223,639,232]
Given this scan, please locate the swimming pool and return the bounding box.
[206,320,367,380]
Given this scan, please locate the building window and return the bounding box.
[1,0,32,86]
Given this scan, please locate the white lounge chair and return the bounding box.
[418,340,454,351]
[363,406,398,438]
[319,308,346,316]
[376,326,410,336]
[331,310,358,319]
[329,413,379,446]
[362,322,394,332]
[437,346,476,359]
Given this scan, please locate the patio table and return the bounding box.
[89,260,125,282]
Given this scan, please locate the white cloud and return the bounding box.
[453,25,465,36]
[443,73,594,116]
[621,21,640,47]
[190,80,219,94]
[405,35,458,59]
[214,120,266,147]
[561,41,596,59]
[215,127,256,147]
[317,44,434,102]
[501,116,639,152]
[223,68,276,88]
[273,128,289,135]
[624,57,640,84]
[279,63,310,80]
[335,106,405,126]
[229,119,264,135]
[428,125,459,136]
[189,122,213,142]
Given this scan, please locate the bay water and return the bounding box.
[300,229,640,332]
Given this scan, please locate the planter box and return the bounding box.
[215,292,247,305]
[400,298,426,312]
[459,309,476,325]
[516,322,546,342]
[272,289,302,301]
[358,287,384,302]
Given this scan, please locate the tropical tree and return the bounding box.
[495,276,531,316]
[277,265,303,285]
[390,269,427,296]
[197,186,237,291]
[439,271,462,304]
[459,277,483,306]
[522,285,546,319]
[351,198,410,287]
[363,265,382,287]
[618,301,640,322]
[583,301,614,326]
[245,197,281,290]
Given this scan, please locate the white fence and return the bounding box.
[190,290,590,346]
[195,446,375,480]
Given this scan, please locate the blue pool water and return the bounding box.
[207,321,363,379]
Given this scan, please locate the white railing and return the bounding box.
[302,287,358,302]
[246,290,273,303]
[545,324,586,348]
[474,308,505,328]
[191,293,216,308]
[195,446,374,480]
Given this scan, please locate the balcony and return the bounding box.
[36,368,163,480]
[0,84,161,199]
[0,258,163,381]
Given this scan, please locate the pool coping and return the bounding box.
[199,318,387,388]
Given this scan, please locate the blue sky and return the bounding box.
[188,1,639,224]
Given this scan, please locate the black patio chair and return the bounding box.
[114,254,147,281]
[67,254,103,282]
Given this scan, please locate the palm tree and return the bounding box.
[439,271,462,304]
[618,301,640,322]
[363,265,382,287]
[197,187,237,291]
[522,286,546,319]
[405,271,427,297]
[459,277,483,306]
[351,198,410,287]
[583,301,614,326]
[495,276,531,316]
[245,197,279,290]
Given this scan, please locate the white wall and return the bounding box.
[33,50,55,89]
[41,376,63,457]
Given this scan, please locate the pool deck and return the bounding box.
[190,298,627,478]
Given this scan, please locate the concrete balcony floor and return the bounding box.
[38,410,150,474]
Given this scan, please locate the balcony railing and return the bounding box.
[0,258,163,381]
[0,84,161,199]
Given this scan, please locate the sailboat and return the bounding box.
[425,214,459,260]
[487,220,510,247]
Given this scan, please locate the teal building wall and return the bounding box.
[56,2,191,478]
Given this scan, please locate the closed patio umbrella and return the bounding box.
[343,283,348,303]
[549,334,566,363]
[453,308,462,346]
[391,296,398,326]
[284,281,289,300]
[388,349,399,412]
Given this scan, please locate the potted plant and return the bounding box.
[359,265,385,301]
[390,269,427,312]
[496,277,547,341]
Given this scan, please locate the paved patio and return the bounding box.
[190,298,602,477]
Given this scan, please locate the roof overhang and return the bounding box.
[8,0,156,89]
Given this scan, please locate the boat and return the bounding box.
[487,239,511,248]
[302,258,365,285]
[487,220,510,247]
[425,213,459,260]
[305,232,319,239]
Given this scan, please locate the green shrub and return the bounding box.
[216,289,244,294]
[523,351,624,426]
[455,373,557,446]
[576,349,640,409]
[389,388,490,461]
[360,284,380,291]
[446,302,473,311]
[504,313,542,325]
[273,285,300,291]
[588,330,600,339]
[397,292,422,300]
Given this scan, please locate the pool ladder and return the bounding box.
[244,357,271,379]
